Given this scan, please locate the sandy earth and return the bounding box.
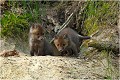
[0,55,118,80]
[0,26,119,80]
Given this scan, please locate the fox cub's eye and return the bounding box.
[37,33,39,35]
[63,44,65,46]
[57,44,59,46]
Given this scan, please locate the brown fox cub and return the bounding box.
[53,27,90,56]
[58,28,90,52]
[54,34,78,57]
[29,23,55,56]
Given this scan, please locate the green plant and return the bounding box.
[100,50,119,79]
[82,1,119,35]
[1,11,29,39]
[1,1,47,53]
[1,1,47,39]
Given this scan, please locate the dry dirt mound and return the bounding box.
[0,56,118,80]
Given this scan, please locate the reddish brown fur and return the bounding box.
[54,34,78,57]
[54,35,68,52]
[54,28,90,54]
[30,24,43,36]
[30,23,44,40]
[29,23,57,56]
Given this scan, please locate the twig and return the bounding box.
[90,30,99,37]
[50,2,87,43]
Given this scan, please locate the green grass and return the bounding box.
[82,1,119,35]
[1,1,47,53]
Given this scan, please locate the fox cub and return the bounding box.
[53,27,90,56]
[54,34,78,57]
[29,23,55,56]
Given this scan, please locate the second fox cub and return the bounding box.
[54,34,78,56]
[53,27,90,56]
[29,23,56,56]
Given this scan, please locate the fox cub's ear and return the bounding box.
[54,35,58,39]
[31,23,35,28]
[63,34,68,39]
[63,34,70,43]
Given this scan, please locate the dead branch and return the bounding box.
[88,40,119,54]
